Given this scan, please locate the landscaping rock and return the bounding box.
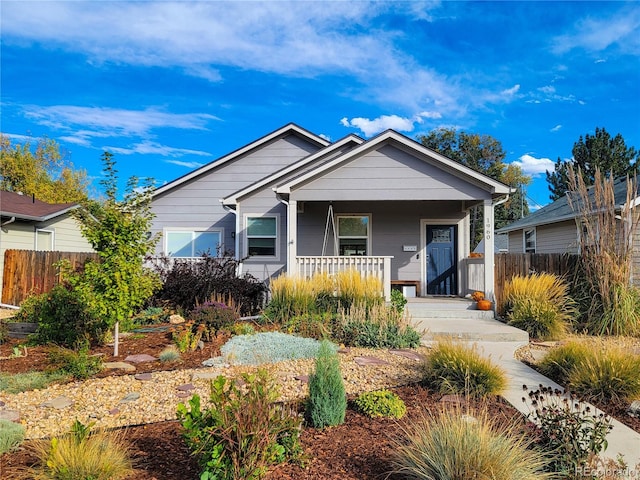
[197,340,205,350]
[176,392,191,398]
[42,396,73,410]
[176,383,195,392]
[628,400,640,418]
[338,347,351,354]
[389,349,426,362]
[192,371,222,381]
[0,410,20,422]
[202,357,229,367]
[119,392,141,403]
[104,361,136,372]
[109,408,120,415]
[134,373,153,381]
[125,354,158,363]
[169,314,185,325]
[439,394,466,405]
[354,356,390,366]
[294,375,309,383]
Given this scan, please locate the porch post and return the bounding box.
[383,256,392,301]
[287,200,298,276]
[483,199,495,303]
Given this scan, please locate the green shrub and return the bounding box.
[538,340,590,383]
[0,419,25,454]
[283,312,333,340]
[151,252,267,315]
[190,301,239,339]
[158,346,181,362]
[171,323,204,353]
[593,283,640,337]
[422,341,506,397]
[523,385,612,476]
[568,345,640,404]
[132,306,168,325]
[306,340,347,428]
[0,371,68,394]
[15,283,105,347]
[390,289,408,313]
[177,369,302,480]
[354,390,406,419]
[221,332,333,366]
[502,273,576,340]
[0,320,8,344]
[29,420,134,480]
[333,303,420,349]
[230,321,256,336]
[48,342,103,380]
[390,407,552,480]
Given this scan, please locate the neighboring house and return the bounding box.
[496,177,640,283]
[0,191,94,300]
[474,233,509,254]
[151,123,512,300]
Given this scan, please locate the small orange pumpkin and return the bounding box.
[476,299,492,311]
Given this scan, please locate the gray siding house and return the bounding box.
[151,124,512,301]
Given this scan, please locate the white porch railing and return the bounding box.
[295,256,393,300]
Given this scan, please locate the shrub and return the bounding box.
[390,289,408,313]
[422,341,506,397]
[159,346,181,362]
[523,385,612,475]
[333,303,420,349]
[15,283,104,347]
[177,370,302,480]
[132,306,168,326]
[230,321,256,336]
[0,419,25,454]
[171,322,204,353]
[390,407,552,480]
[306,340,347,428]
[283,313,334,340]
[354,390,406,419]
[48,342,103,380]
[190,301,239,339]
[502,273,576,340]
[538,340,591,383]
[568,345,640,404]
[593,283,640,337]
[151,252,267,315]
[221,332,333,366]
[0,371,68,394]
[29,420,134,480]
[0,320,8,344]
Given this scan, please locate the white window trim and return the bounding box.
[35,228,55,251]
[163,227,224,258]
[243,214,279,260]
[523,227,536,253]
[336,214,372,256]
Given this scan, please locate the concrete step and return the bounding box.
[411,316,529,343]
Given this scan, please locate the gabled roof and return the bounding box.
[0,191,78,221]
[497,176,638,233]
[274,129,512,196]
[221,134,364,206]
[153,123,330,197]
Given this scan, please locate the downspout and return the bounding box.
[1,217,16,227]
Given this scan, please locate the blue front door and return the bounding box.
[426,225,457,295]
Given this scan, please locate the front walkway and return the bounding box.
[410,299,640,472]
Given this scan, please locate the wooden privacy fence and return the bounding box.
[494,253,579,311]
[2,250,99,306]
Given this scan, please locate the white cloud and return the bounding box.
[0,132,35,142]
[511,154,555,176]
[550,124,562,132]
[552,8,640,55]
[501,84,520,96]
[538,86,556,95]
[341,111,443,137]
[105,141,212,158]
[164,159,206,169]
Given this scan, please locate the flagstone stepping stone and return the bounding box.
[109,408,120,415]
[119,392,141,403]
[104,362,136,372]
[0,410,20,422]
[338,347,351,354]
[124,354,157,363]
[176,392,191,398]
[0,400,5,407]
[439,394,466,405]
[192,371,222,380]
[134,373,153,381]
[294,375,309,383]
[42,396,73,410]
[354,356,390,366]
[389,349,426,362]
[177,383,195,392]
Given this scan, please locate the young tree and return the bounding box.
[418,128,530,247]
[0,135,89,203]
[546,127,638,201]
[70,152,160,353]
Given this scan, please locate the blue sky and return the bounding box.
[2,1,639,208]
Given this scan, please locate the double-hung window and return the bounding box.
[337,215,370,256]
[35,228,54,251]
[246,216,277,257]
[166,230,221,258]
[524,228,536,253]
